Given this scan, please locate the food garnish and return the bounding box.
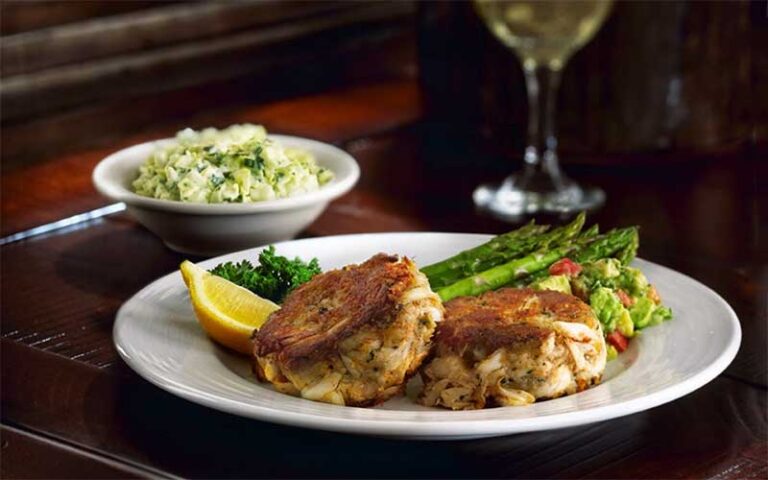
[133,124,333,203]
[180,260,279,354]
[209,246,321,303]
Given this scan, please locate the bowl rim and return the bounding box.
[92,134,360,215]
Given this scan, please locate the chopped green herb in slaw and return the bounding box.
[132,124,333,203]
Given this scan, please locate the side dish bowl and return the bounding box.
[93,134,359,255]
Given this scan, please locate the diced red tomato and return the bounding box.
[549,258,582,277]
[616,289,635,307]
[606,331,629,353]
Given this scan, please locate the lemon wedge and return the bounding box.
[180,260,280,354]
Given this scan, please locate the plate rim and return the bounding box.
[113,232,742,438]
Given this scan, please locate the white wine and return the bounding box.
[475,0,613,70]
[472,0,611,215]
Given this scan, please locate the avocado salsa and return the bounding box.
[533,258,672,359]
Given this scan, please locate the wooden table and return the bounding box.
[2,81,766,479]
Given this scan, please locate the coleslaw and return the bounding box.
[132,124,333,203]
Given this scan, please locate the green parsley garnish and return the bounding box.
[209,246,321,303]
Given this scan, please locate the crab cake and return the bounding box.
[419,288,606,410]
[253,253,443,407]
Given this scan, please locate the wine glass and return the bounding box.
[473,0,613,218]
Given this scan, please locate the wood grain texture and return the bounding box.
[1,81,421,236]
[1,1,414,121]
[1,1,348,76]
[1,216,181,368]
[1,1,417,167]
[0,425,163,479]
[0,1,158,35]
[1,32,416,168]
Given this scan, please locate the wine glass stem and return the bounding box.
[522,64,565,188]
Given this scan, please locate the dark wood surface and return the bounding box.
[2,80,766,479]
[1,1,417,168]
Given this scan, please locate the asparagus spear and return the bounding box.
[516,269,549,288]
[581,224,600,239]
[520,226,638,287]
[513,224,600,287]
[424,212,586,288]
[436,246,575,302]
[421,222,548,288]
[573,227,638,263]
[437,226,633,301]
[615,227,640,265]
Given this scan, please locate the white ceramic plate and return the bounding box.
[114,233,741,440]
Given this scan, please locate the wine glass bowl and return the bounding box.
[473,0,613,218]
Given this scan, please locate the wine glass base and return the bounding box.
[473,178,605,221]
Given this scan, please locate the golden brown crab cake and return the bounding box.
[419,288,606,410]
[253,253,443,407]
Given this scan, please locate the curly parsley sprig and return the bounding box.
[209,246,321,303]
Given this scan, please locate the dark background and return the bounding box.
[1,1,418,168]
[1,2,766,478]
[2,0,766,170]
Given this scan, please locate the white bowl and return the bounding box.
[92,134,359,256]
